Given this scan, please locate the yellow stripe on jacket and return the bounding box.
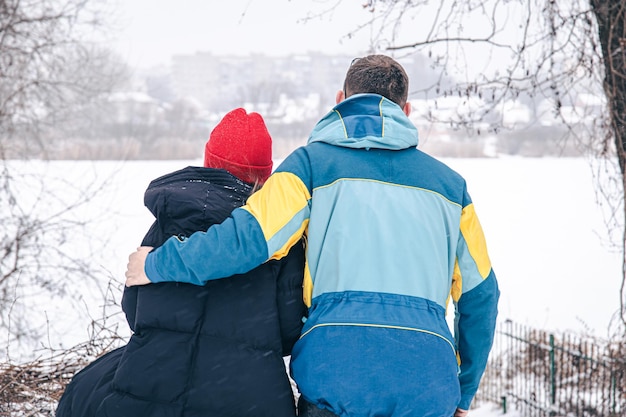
[242,171,311,261]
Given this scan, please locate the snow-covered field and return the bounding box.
[5,157,621,416]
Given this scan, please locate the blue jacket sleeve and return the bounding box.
[145,208,270,285]
[144,151,312,286]
[455,271,500,409]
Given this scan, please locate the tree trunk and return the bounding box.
[590,0,626,326]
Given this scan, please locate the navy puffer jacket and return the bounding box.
[57,166,306,417]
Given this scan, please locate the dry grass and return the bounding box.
[0,334,123,417]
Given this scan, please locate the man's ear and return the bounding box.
[336,90,345,104]
[403,101,412,116]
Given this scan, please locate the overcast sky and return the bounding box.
[109,1,376,69]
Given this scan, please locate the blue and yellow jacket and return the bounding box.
[145,94,500,416]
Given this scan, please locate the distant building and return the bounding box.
[107,92,163,125]
[170,52,354,116]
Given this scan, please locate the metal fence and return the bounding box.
[474,320,625,417]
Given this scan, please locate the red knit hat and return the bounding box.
[204,108,273,184]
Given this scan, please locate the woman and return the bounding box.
[57,108,306,417]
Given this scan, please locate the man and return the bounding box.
[126,55,500,417]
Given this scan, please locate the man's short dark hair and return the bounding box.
[343,55,409,107]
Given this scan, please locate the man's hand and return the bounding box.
[454,408,469,417]
[125,246,154,287]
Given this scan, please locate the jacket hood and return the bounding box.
[141,166,252,248]
[307,93,419,150]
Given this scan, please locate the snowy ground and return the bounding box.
[444,157,621,337]
[471,403,522,417]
